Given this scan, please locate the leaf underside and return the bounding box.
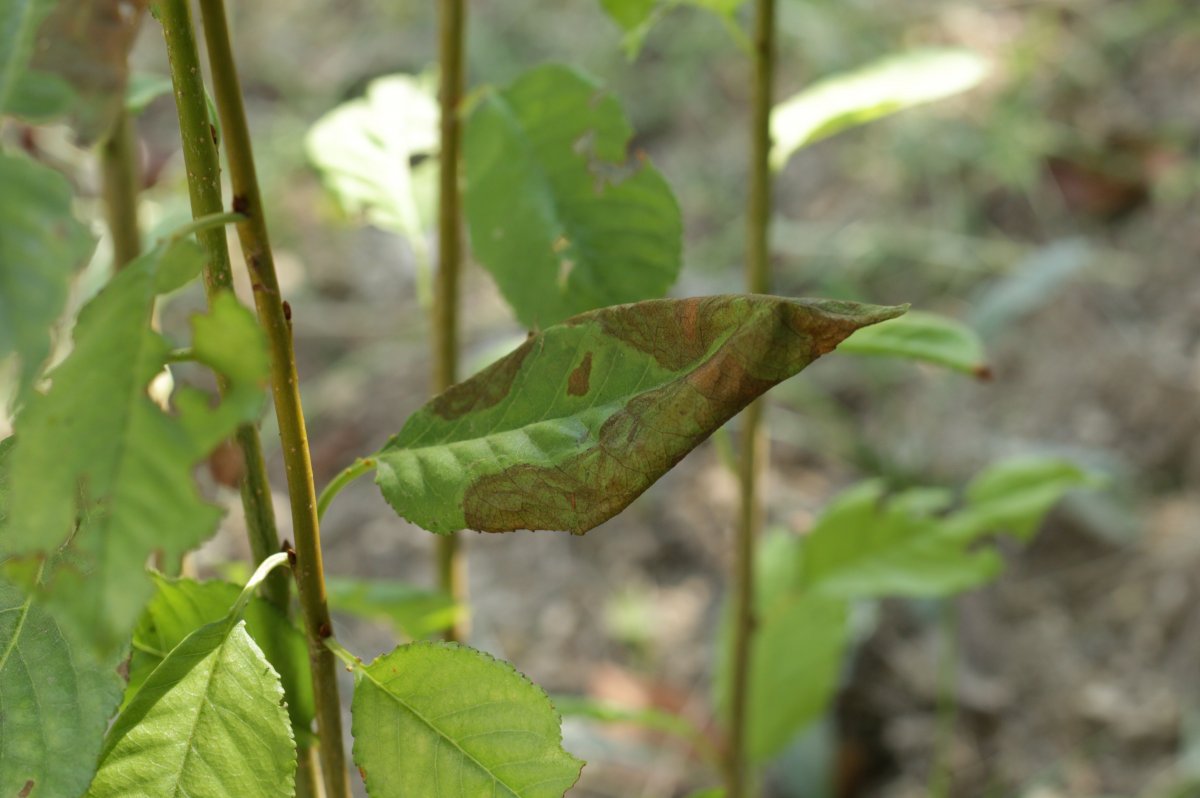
[351,641,584,798]
[464,64,682,329]
[375,294,904,535]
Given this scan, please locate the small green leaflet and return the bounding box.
[88,556,296,798]
[375,295,903,535]
[771,48,989,170]
[4,238,269,656]
[599,0,746,58]
[127,575,315,744]
[464,64,683,329]
[0,152,95,404]
[798,456,1101,598]
[839,310,990,378]
[0,578,123,798]
[349,641,584,797]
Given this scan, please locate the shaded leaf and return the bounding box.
[88,620,295,797]
[127,575,314,744]
[5,259,268,655]
[771,48,989,170]
[715,569,849,764]
[799,457,1101,599]
[555,695,715,761]
[464,64,682,328]
[125,71,173,116]
[0,578,122,798]
[838,310,990,378]
[0,152,95,404]
[326,575,458,640]
[375,295,904,534]
[350,641,583,797]
[307,73,438,301]
[0,0,57,113]
[11,0,149,142]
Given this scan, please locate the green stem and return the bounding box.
[929,601,959,798]
[317,457,376,522]
[727,0,775,795]
[194,1,349,794]
[101,108,142,269]
[435,0,469,643]
[152,0,290,614]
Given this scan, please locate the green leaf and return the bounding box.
[0,152,95,403]
[375,295,904,534]
[125,71,173,116]
[464,64,683,328]
[799,481,1002,598]
[306,73,439,302]
[838,311,990,378]
[554,695,715,761]
[349,641,584,797]
[326,576,458,640]
[0,578,123,798]
[771,48,989,170]
[8,0,149,142]
[0,0,57,113]
[599,0,745,58]
[87,618,295,797]
[4,251,268,655]
[716,586,849,764]
[128,575,314,744]
[799,457,1101,599]
[0,436,12,523]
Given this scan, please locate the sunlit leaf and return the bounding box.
[464,64,682,328]
[0,152,95,404]
[375,295,904,534]
[4,253,268,655]
[307,73,438,301]
[0,578,122,798]
[350,641,584,797]
[838,310,990,378]
[326,576,457,640]
[88,617,295,797]
[127,575,315,744]
[771,48,989,170]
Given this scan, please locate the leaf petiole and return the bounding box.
[316,457,377,522]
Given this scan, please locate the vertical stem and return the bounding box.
[727,0,775,795]
[194,2,349,795]
[435,0,469,642]
[101,108,142,269]
[152,0,290,613]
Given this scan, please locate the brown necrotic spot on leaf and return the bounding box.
[567,352,593,396]
[430,336,535,421]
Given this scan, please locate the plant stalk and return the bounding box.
[435,0,469,642]
[194,1,349,794]
[100,108,142,269]
[152,0,290,613]
[727,0,776,795]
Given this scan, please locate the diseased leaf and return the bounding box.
[88,620,295,797]
[375,295,904,535]
[307,73,439,302]
[10,0,149,142]
[350,641,584,797]
[838,310,990,378]
[464,65,683,328]
[715,549,849,764]
[4,260,268,655]
[0,152,95,403]
[0,578,123,798]
[798,457,1101,599]
[326,576,458,640]
[771,48,989,170]
[127,575,314,744]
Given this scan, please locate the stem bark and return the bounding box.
[435,0,469,642]
[194,1,349,794]
[100,108,141,269]
[728,0,775,794]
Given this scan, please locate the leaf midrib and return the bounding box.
[359,665,523,797]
